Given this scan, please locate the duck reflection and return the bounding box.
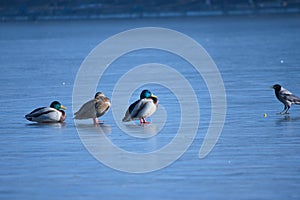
[75,123,112,134]
[26,122,66,128]
[122,123,162,139]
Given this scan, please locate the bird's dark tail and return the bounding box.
[295,100,300,105]
[291,95,300,105]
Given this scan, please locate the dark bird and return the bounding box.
[25,101,67,123]
[272,84,300,114]
[123,89,158,124]
[74,92,110,125]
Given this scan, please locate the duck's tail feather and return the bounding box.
[122,110,132,122]
[25,114,32,121]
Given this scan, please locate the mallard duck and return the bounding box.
[74,92,110,125]
[272,84,300,114]
[122,89,158,124]
[25,101,67,123]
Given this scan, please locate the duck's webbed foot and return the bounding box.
[139,118,151,125]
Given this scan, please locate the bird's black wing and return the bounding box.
[280,89,300,103]
[28,107,46,115]
[283,93,300,103]
[26,107,55,118]
[128,100,140,114]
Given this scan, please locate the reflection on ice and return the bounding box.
[75,123,112,134]
[26,122,66,128]
[122,123,162,138]
[276,115,300,124]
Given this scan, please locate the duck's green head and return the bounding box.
[50,101,67,110]
[140,90,157,99]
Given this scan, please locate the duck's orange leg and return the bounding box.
[140,118,151,125]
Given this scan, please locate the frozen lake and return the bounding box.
[0,15,300,199]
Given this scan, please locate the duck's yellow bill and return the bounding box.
[151,94,158,98]
[60,105,67,110]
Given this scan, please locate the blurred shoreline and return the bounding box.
[1,1,300,21]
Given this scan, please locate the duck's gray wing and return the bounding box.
[122,99,140,122]
[74,99,96,119]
